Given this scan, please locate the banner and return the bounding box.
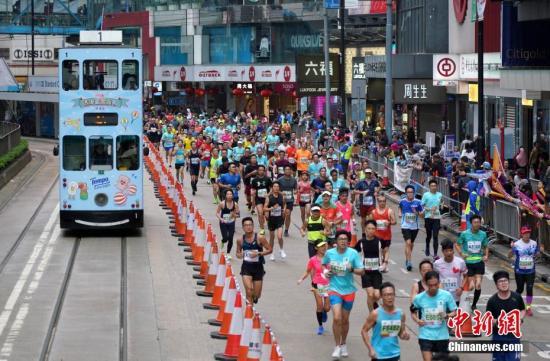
[394,163,413,193]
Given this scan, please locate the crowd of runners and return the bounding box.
[144,107,544,361]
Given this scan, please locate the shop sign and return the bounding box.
[27,76,59,93]
[273,82,295,95]
[352,57,366,80]
[154,64,295,83]
[393,79,447,104]
[364,56,386,78]
[296,84,340,96]
[11,47,54,62]
[290,34,323,49]
[432,54,459,86]
[459,53,501,80]
[235,82,254,95]
[296,54,339,85]
[468,83,478,102]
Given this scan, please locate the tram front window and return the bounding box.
[89,136,113,171]
[117,135,139,170]
[83,60,118,90]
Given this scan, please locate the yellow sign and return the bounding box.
[522,98,533,107]
[468,83,478,102]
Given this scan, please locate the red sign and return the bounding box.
[447,308,523,339]
[249,66,256,82]
[179,66,186,81]
[283,65,291,82]
[453,0,467,24]
[437,57,457,77]
[198,70,221,78]
[369,1,396,14]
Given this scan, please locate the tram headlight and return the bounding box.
[94,193,108,207]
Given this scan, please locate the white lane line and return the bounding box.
[400,268,409,274]
[0,204,58,339]
[398,289,410,297]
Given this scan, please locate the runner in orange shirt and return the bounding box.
[296,141,312,175]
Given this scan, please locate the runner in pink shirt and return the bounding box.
[335,189,353,233]
[297,171,313,228]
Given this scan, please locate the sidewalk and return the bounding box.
[383,189,550,284]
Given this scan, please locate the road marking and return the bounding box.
[398,289,410,297]
[400,268,409,274]
[0,204,58,339]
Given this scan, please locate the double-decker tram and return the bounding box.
[56,31,143,229]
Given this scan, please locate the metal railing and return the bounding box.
[0,122,21,156]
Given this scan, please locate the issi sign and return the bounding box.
[11,47,54,62]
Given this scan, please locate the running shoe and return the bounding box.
[406,261,412,272]
[526,306,533,316]
[340,344,349,357]
[284,230,289,237]
[331,346,341,360]
[207,179,211,185]
[226,254,232,261]
[269,254,275,261]
[425,248,430,257]
[317,326,324,335]
[433,255,440,261]
[280,250,287,259]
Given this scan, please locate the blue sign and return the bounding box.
[502,2,550,67]
[325,0,339,9]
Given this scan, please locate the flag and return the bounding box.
[394,162,413,193]
[492,144,505,176]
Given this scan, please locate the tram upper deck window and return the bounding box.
[63,136,86,171]
[117,135,139,170]
[89,136,113,171]
[62,60,79,91]
[84,113,118,126]
[83,60,118,90]
[122,60,139,90]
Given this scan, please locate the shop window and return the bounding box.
[83,60,118,90]
[89,136,113,171]
[116,135,139,171]
[62,60,79,91]
[122,60,139,90]
[63,136,86,171]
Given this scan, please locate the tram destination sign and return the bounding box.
[11,47,54,62]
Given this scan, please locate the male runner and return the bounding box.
[354,220,383,312]
[354,169,380,236]
[250,165,272,231]
[421,179,443,258]
[301,205,331,257]
[264,181,286,260]
[398,185,423,271]
[370,194,396,273]
[435,239,467,306]
[187,141,201,195]
[278,165,298,237]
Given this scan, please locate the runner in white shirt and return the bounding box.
[434,239,467,305]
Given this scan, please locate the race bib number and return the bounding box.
[424,307,444,328]
[244,250,259,263]
[363,257,379,271]
[380,320,401,337]
[376,220,387,231]
[362,196,374,206]
[341,220,349,230]
[289,157,296,164]
[204,151,211,158]
[442,277,458,292]
[176,154,185,163]
[405,212,416,224]
[519,255,534,270]
[257,188,267,198]
[271,206,282,217]
[283,190,293,201]
[191,158,200,165]
[222,213,233,222]
[467,241,482,254]
[301,157,308,164]
[278,166,284,175]
[300,193,311,203]
[317,284,329,296]
[330,260,348,276]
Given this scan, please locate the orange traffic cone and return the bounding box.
[211,277,237,339]
[209,265,234,325]
[460,205,467,231]
[237,304,254,360]
[194,232,212,277]
[350,233,358,248]
[453,279,477,337]
[270,338,283,361]
[243,313,262,361]
[260,326,273,361]
[204,254,227,309]
[214,291,244,360]
[382,164,390,188]
[197,243,219,297]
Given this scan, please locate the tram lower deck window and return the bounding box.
[116,135,139,171]
[63,136,86,171]
[84,113,118,126]
[89,136,113,171]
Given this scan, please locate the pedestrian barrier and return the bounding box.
[144,137,285,360]
[493,200,521,240]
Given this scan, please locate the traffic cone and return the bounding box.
[453,279,477,337]
[350,233,358,248]
[382,164,390,188]
[197,243,219,297]
[193,233,211,277]
[460,205,467,231]
[237,304,254,360]
[183,202,195,251]
[209,265,234,325]
[211,277,237,339]
[270,338,283,361]
[242,313,262,361]
[260,326,273,361]
[205,257,229,310]
[214,292,244,360]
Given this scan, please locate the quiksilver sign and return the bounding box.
[290,34,323,49]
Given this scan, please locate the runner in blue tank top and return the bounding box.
[361,282,410,361]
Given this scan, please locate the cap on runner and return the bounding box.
[311,205,321,212]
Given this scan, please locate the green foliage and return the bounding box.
[0,140,29,171]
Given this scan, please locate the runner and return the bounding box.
[173,139,186,183]
[323,230,365,360]
[264,181,286,260]
[319,191,338,245]
[434,239,467,306]
[509,226,544,316]
[237,217,272,304]
[485,271,525,361]
[455,214,489,310]
[250,165,272,231]
[371,194,396,273]
[411,271,457,361]
[161,124,175,165]
[421,179,443,259]
[361,282,410,361]
[330,169,347,196]
[278,165,298,237]
[209,148,220,204]
[311,167,329,203]
[297,239,331,335]
[301,205,331,257]
[216,189,239,259]
[354,220,383,312]
[335,189,353,234]
[266,128,280,158]
[308,153,324,181]
[218,162,241,202]
[297,171,313,228]
[296,141,312,175]
[243,154,259,213]
[187,141,201,195]
[399,185,424,271]
[199,136,213,180]
[274,150,291,179]
[410,259,434,302]
[354,169,380,236]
